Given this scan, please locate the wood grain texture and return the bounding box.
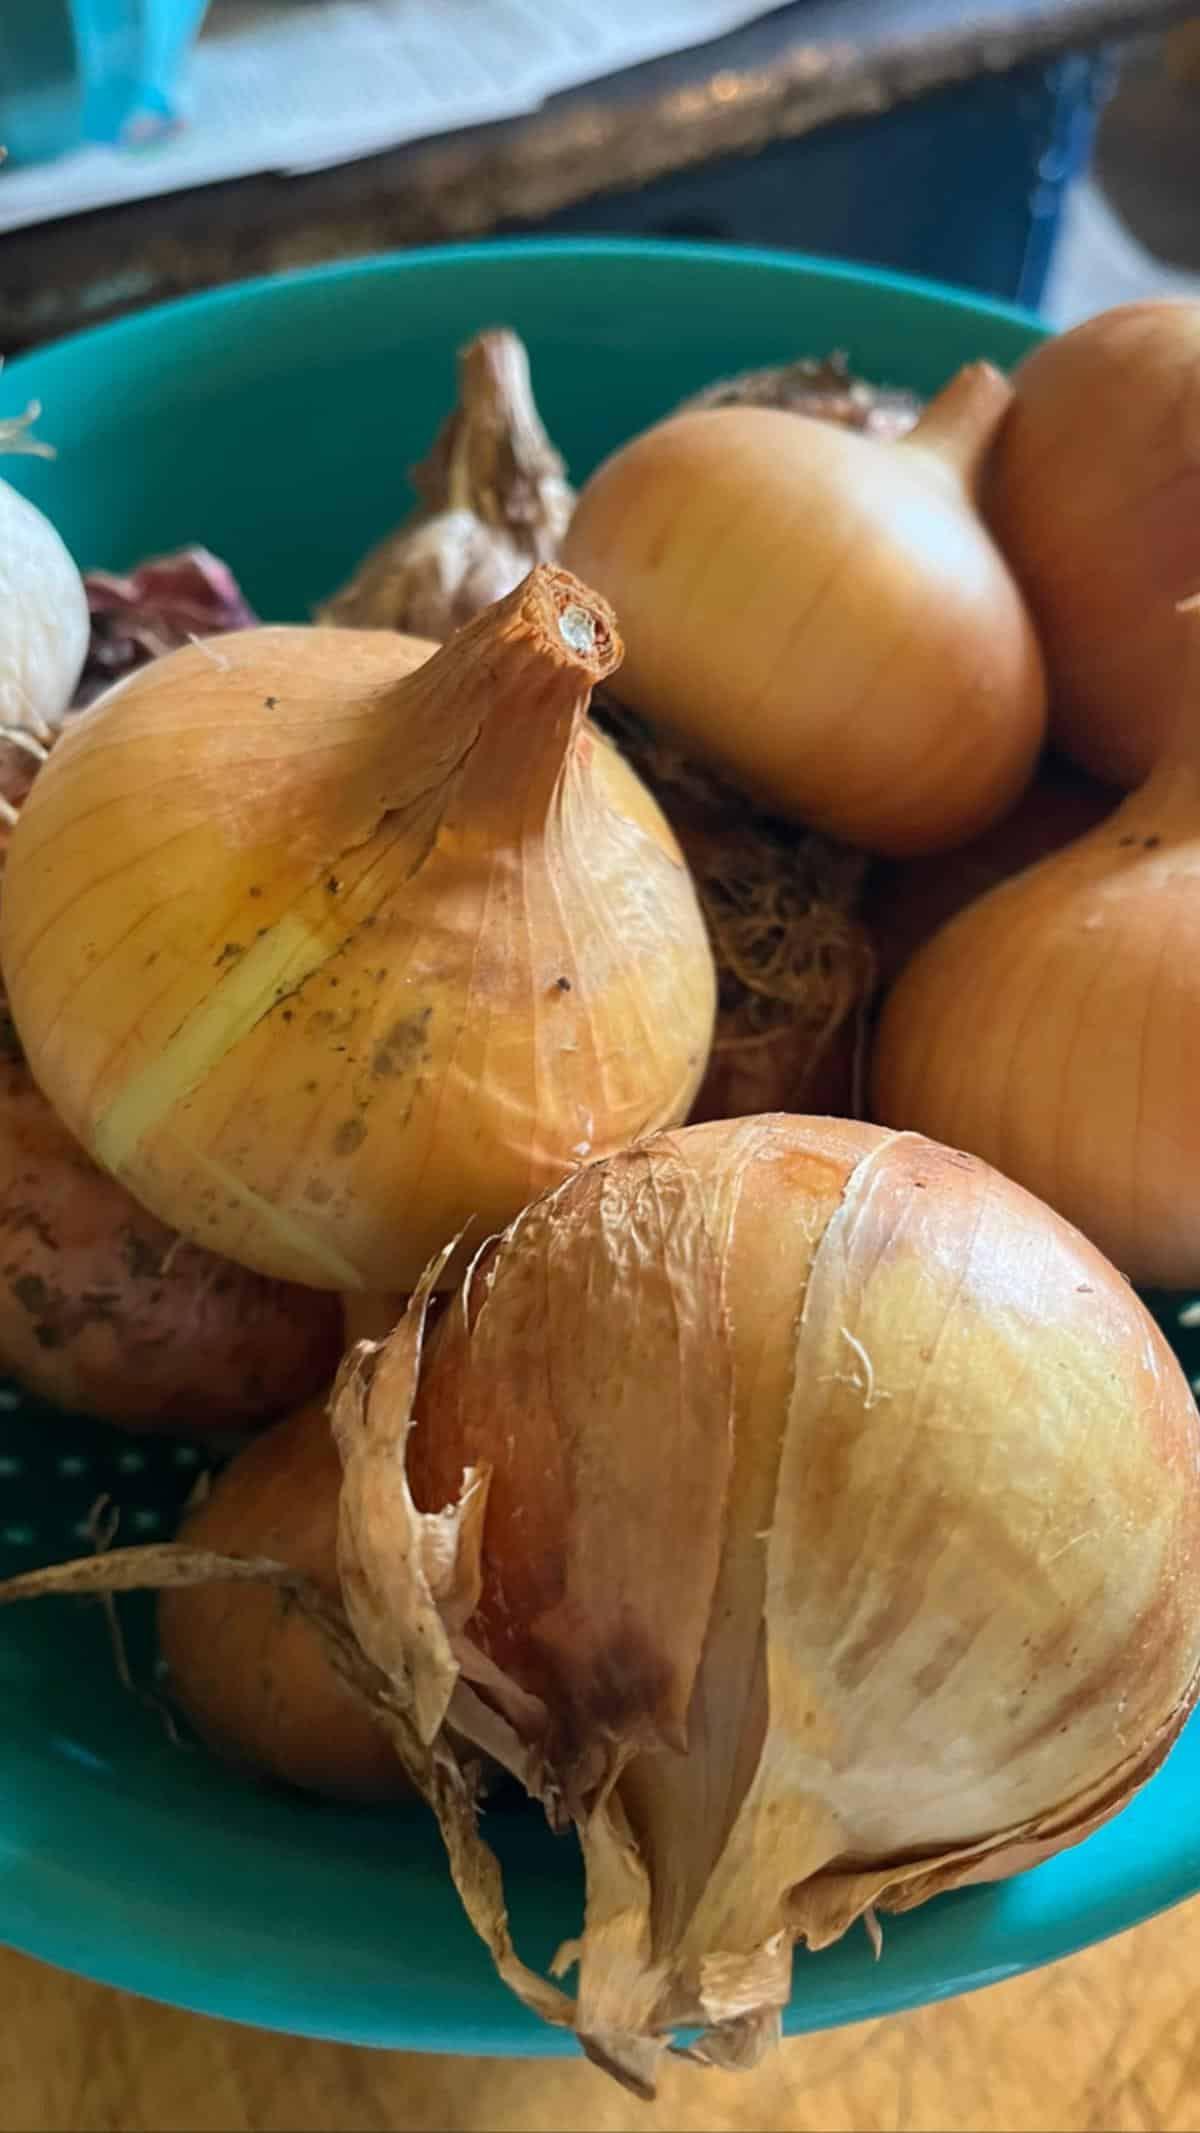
[5,1896,1200,2132]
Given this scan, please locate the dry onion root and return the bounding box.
[597,703,874,1119]
[319,328,574,641]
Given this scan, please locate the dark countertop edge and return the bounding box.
[3,0,1194,350]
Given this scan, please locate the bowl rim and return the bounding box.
[2,233,1044,378]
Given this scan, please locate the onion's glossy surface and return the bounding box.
[159,1399,410,1802]
[336,1116,1200,2087]
[564,368,1046,855]
[1,578,715,1291]
[989,301,1200,788]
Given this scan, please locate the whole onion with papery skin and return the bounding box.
[332,1117,1200,2093]
[0,570,714,1291]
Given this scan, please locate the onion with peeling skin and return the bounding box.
[331,1116,1200,2092]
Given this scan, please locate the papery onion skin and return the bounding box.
[335,1116,1200,2088]
[563,366,1046,856]
[2,579,715,1291]
[159,1398,411,1801]
[988,301,1200,787]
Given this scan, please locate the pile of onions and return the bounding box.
[871,610,1200,1287]
[0,568,715,1290]
[988,300,1200,787]
[159,1397,410,1801]
[330,1115,1200,2089]
[0,742,340,1429]
[563,363,1046,855]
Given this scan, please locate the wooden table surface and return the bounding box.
[5,1893,1200,2132]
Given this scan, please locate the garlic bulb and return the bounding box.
[320,329,574,640]
[0,402,89,741]
[2,570,715,1290]
[334,1117,1200,2091]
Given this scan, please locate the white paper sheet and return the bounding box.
[0,0,790,235]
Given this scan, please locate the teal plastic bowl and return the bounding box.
[2,240,1198,2055]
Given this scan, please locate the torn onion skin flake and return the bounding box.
[331,1117,1200,2094]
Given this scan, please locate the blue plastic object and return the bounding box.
[531,53,1115,311]
[0,240,1195,2056]
[0,0,207,166]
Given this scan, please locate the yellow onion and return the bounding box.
[563,365,1046,856]
[158,1397,411,1803]
[987,300,1200,786]
[333,1116,1200,2091]
[869,615,1200,1286]
[0,570,715,1291]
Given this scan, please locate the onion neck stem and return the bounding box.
[376,566,622,822]
[906,361,1013,498]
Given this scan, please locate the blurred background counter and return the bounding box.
[0,0,1198,354]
